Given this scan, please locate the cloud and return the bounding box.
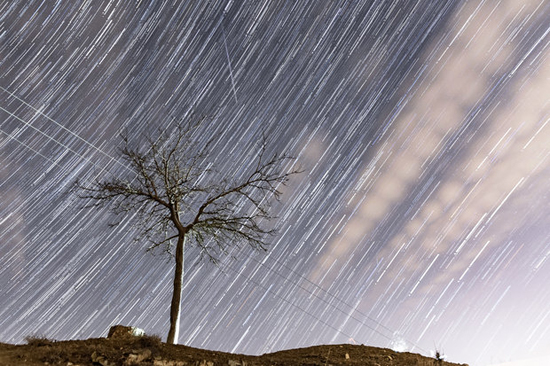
[307,0,550,328]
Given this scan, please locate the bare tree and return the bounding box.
[77,119,301,344]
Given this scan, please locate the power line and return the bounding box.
[262,253,411,340]
[0,128,61,167]
[0,87,131,173]
[0,105,107,174]
[228,253,428,354]
[224,262,356,342]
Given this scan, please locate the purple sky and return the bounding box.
[1,2,550,365]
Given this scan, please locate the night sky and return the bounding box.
[1,1,550,365]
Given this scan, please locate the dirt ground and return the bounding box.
[0,335,468,366]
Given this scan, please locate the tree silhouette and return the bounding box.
[77,119,301,344]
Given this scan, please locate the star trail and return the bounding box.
[1,1,550,365]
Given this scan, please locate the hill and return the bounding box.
[0,328,468,366]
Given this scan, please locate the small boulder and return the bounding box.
[198,361,214,366]
[124,349,152,365]
[107,325,145,339]
[153,360,187,366]
[228,360,245,366]
[91,350,111,366]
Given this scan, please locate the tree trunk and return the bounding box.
[167,234,185,344]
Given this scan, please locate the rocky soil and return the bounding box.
[0,327,468,366]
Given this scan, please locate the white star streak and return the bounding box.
[1,2,550,365]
